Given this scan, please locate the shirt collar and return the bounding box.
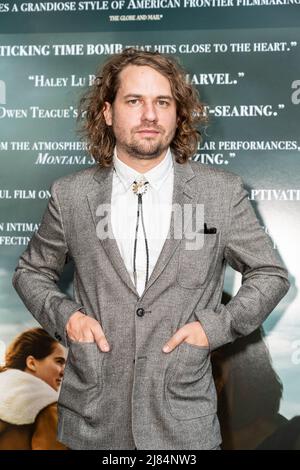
[113,146,173,192]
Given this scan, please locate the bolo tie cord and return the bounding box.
[133,192,149,292]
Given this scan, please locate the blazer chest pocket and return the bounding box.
[177,232,220,289]
[165,342,217,420]
[58,340,105,421]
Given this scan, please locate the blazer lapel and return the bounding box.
[139,154,197,299]
[87,164,140,297]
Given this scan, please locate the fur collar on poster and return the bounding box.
[0,368,58,425]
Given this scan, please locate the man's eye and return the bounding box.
[158,100,169,107]
[128,99,140,105]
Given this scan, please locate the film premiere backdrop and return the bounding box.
[0,0,299,449]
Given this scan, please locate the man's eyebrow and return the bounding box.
[156,95,173,100]
[123,94,174,100]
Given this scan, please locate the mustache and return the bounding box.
[133,125,164,133]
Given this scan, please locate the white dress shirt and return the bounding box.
[111,147,174,297]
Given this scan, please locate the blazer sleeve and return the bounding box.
[194,175,290,352]
[12,181,84,347]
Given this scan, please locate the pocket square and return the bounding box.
[204,223,217,234]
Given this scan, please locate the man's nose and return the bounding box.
[141,102,157,122]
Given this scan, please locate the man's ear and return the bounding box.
[103,101,113,126]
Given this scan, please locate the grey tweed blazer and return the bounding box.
[12,153,289,450]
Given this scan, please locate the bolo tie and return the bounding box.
[131,176,150,292]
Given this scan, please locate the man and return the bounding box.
[12,48,290,450]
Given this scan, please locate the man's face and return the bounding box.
[103,65,177,160]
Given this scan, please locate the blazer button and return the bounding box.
[54,332,62,341]
[136,308,145,317]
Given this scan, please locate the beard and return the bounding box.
[123,138,169,160]
[113,122,176,160]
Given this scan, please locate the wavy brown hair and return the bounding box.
[0,328,57,373]
[77,48,208,167]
